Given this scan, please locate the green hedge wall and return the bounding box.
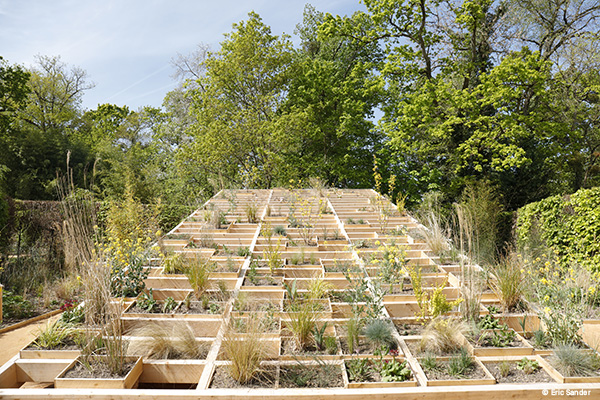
[516,187,600,271]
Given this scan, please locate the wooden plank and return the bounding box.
[139,360,204,384]
[15,359,72,384]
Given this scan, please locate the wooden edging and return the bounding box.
[2,383,600,399]
[0,309,62,334]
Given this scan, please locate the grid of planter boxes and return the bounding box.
[2,188,600,398]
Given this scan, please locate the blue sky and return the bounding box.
[0,0,364,111]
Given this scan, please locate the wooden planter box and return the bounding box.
[466,330,534,356]
[538,354,600,383]
[54,356,143,389]
[0,358,72,388]
[419,356,496,386]
[342,357,417,388]
[19,344,80,360]
[480,355,560,384]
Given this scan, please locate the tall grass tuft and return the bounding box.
[552,345,600,377]
[490,252,526,312]
[419,317,468,355]
[129,321,205,359]
[185,255,215,299]
[286,301,322,351]
[221,315,265,384]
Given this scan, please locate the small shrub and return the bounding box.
[137,289,159,312]
[364,319,396,352]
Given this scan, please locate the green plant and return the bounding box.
[532,329,551,348]
[420,353,440,372]
[364,319,396,352]
[313,322,328,351]
[137,289,158,312]
[244,203,258,223]
[447,349,475,378]
[346,358,373,382]
[324,336,338,355]
[379,358,412,382]
[286,300,321,351]
[284,279,299,303]
[60,305,85,325]
[306,277,333,301]
[236,246,250,257]
[346,315,362,354]
[247,261,259,285]
[162,297,177,313]
[482,329,516,348]
[2,290,34,319]
[32,320,78,349]
[516,358,540,374]
[551,344,599,377]
[273,225,286,236]
[478,314,503,330]
[498,360,511,377]
[185,256,214,299]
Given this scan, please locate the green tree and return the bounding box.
[283,5,383,187]
[186,12,303,188]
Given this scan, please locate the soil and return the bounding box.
[62,359,135,379]
[209,366,277,388]
[280,338,338,356]
[279,364,343,388]
[486,362,554,383]
[424,362,488,381]
[127,303,167,314]
[243,276,281,286]
[175,301,224,315]
[394,323,424,336]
